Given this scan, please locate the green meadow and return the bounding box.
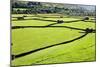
[12,14,96,66]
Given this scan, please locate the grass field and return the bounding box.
[11,14,96,66]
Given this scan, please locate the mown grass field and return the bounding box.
[11,14,96,66]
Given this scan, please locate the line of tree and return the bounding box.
[12,1,96,16]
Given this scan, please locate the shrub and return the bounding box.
[85,28,94,33]
[83,16,89,21]
[57,20,64,23]
[60,16,63,18]
[17,17,24,20]
[23,15,27,17]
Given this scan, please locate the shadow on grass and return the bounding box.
[12,33,88,60]
[83,20,96,23]
[12,25,86,31]
[12,17,95,24]
[12,25,96,33]
[11,17,96,60]
[34,44,94,63]
[12,15,68,19]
